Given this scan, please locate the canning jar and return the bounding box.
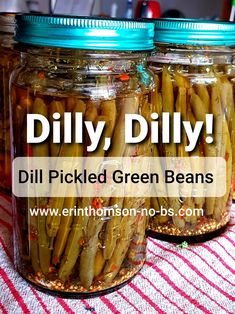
[0,13,19,192]
[148,19,235,242]
[11,15,154,296]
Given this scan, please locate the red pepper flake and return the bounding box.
[131,147,139,157]
[28,225,38,241]
[119,74,130,81]
[52,256,60,265]
[23,144,33,157]
[79,238,85,246]
[195,217,207,230]
[37,71,45,80]
[179,205,187,219]
[225,152,229,162]
[110,264,118,272]
[27,144,33,157]
[92,197,103,210]
[49,266,56,273]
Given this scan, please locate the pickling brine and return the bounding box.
[0,13,19,192]
[11,15,154,296]
[12,87,152,293]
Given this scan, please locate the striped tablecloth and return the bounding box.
[0,193,235,314]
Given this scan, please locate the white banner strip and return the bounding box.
[12,157,226,198]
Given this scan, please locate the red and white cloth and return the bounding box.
[0,193,235,314]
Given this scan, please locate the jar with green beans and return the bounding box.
[11,15,154,296]
[0,13,19,192]
[148,19,235,242]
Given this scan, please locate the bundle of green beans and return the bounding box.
[149,65,234,237]
[12,85,151,292]
[0,47,19,191]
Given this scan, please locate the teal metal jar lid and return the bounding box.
[154,18,235,46]
[15,14,154,51]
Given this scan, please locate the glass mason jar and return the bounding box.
[11,15,154,296]
[148,19,235,242]
[0,13,19,192]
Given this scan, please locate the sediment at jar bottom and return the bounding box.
[149,65,234,237]
[11,85,152,293]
